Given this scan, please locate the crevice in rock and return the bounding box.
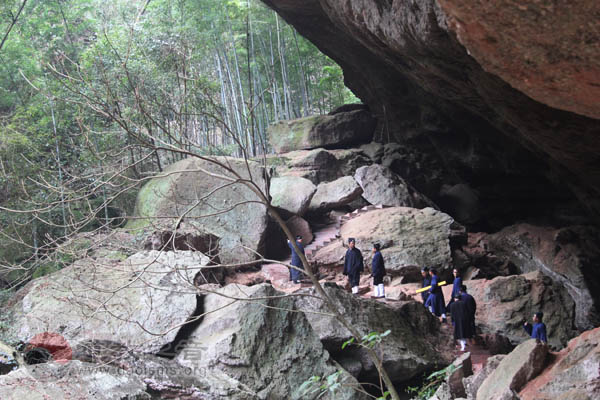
[156,294,206,360]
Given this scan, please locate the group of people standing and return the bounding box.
[288,237,548,348]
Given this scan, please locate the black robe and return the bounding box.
[343,247,364,287]
[460,292,477,332]
[448,298,473,340]
[421,276,432,303]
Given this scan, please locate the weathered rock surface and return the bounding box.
[285,215,314,245]
[267,109,376,153]
[447,352,473,398]
[260,0,600,229]
[463,354,506,400]
[466,272,577,348]
[0,341,21,375]
[354,164,433,208]
[477,339,547,400]
[270,176,316,217]
[128,157,270,264]
[520,327,600,400]
[295,284,453,382]
[269,147,371,185]
[308,176,363,212]
[7,251,207,353]
[175,284,364,400]
[339,207,454,274]
[483,224,600,330]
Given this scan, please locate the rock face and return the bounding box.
[270,176,316,216]
[463,354,506,400]
[175,284,364,400]
[483,224,600,330]
[477,339,547,400]
[7,251,207,353]
[128,157,270,265]
[520,327,600,400]
[339,207,454,274]
[466,272,577,348]
[260,0,600,229]
[308,176,363,212]
[267,109,376,153]
[295,285,453,382]
[354,164,433,208]
[0,341,21,375]
[285,215,314,244]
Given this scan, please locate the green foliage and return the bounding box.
[298,371,343,399]
[342,329,391,350]
[405,363,460,400]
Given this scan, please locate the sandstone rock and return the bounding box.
[175,284,364,400]
[8,251,208,354]
[484,224,600,330]
[477,339,547,400]
[295,284,453,382]
[439,183,481,225]
[0,361,150,400]
[339,207,454,274]
[354,164,433,208]
[308,176,363,212]
[127,157,269,265]
[270,176,316,216]
[269,147,371,185]
[463,354,506,400]
[466,272,577,348]
[285,215,314,245]
[0,341,21,375]
[520,327,600,400]
[310,239,346,268]
[267,109,376,153]
[431,382,453,400]
[480,333,515,355]
[447,352,473,398]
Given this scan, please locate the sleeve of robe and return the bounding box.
[357,249,364,273]
[371,252,384,276]
[533,323,548,343]
[343,250,350,275]
[524,323,533,336]
[429,275,439,295]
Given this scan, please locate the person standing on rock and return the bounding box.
[287,235,305,284]
[448,295,473,351]
[523,312,548,344]
[447,268,463,309]
[460,285,477,338]
[370,243,386,299]
[420,267,431,304]
[343,238,364,295]
[425,268,447,322]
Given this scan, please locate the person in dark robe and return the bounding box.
[425,268,447,322]
[447,268,463,308]
[460,285,477,338]
[343,238,364,295]
[523,312,548,344]
[420,267,431,304]
[448,295,473,351]
[287,235,304,284]
[370,243,386,298]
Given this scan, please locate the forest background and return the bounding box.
[0,0,358,291]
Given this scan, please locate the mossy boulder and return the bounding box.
[127,157,270,265]
[267,109,376,153]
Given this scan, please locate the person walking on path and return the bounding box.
[420,267,431,304]
[448,295,473,351]
[287,235,305,284]
[425,268,447,322]
[370,243,386,299]
[343,238,364,295]
[447,268,463,309]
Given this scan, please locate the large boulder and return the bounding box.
[339,207,454,274]
[7,251,207,354]
[270,147,371,185]
[465,272,578,348]
[295,284,453,382]
[477,339,547,400]
[127,157,270,265]
[270,176,316,216]
[285,215,314,244]
[463,354,506,400]
[0,341,21,375]
[267,109,376,153]
[520,327,600,400]
[484,224,600,330]
[354,164,434,208]
[175,284,365,400]
[308,176,363,212]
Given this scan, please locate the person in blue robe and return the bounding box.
[447,268,463,308]
[288,235,305,284]
[420,267,431,304]
[523,312,548,344]
[447,295,473,351]
[425,268,447,322]
[370,243,386,298]
[343,238,363,295]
